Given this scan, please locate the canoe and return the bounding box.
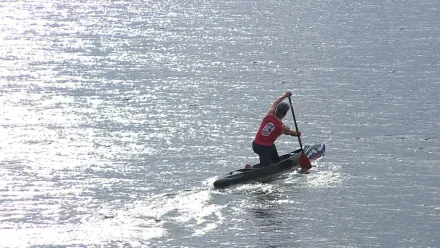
[213,144,326,189]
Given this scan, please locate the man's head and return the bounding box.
[275,102,290,118]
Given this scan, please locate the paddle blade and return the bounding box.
[299,153,312,171]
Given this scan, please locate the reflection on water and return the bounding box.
[250,188,284,232]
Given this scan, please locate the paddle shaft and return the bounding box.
[288,96,304,154]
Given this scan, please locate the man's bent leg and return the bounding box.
[252,142,273,167]
[270,144,281,163]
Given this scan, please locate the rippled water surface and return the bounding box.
[1,0,439,247]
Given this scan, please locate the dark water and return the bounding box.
[0,0,439,247]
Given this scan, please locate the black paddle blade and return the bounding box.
[299,153,312,171]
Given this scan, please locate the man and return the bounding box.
[250,91,301,168]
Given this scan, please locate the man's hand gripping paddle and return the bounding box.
[288,96,312,171]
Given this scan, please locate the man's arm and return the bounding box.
[282,124,301,136]
[266,91,292,115]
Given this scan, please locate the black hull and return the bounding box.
[213,144,325,189]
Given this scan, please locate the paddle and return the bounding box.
[287,96,312,171]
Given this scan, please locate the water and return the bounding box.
[1,0,439,247]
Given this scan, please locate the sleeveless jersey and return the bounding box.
[253,113,284,146]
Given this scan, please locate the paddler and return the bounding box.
[250,91,301,167]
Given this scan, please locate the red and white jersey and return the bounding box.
[253,113,284,146]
